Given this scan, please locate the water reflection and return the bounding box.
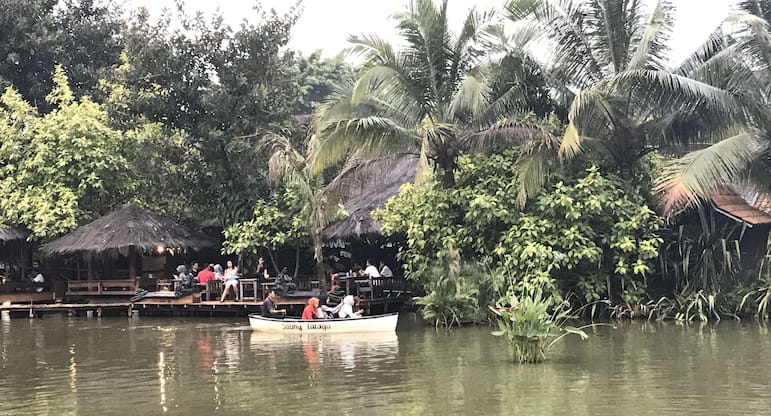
[2,319,771,415]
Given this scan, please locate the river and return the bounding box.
[1,315,770,415]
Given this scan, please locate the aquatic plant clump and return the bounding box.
[491,287,589,364]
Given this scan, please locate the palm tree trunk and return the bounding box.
[293,245,300,279]
[313,232,327,291]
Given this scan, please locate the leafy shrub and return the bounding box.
[413,250,481,327]
[490,286,589,364]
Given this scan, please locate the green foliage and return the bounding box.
[376,151,662,319]
[490,285,589,364]
[0,67,132,238]
[412,250,493,328]
[99,3,305,225]
[496,167,662,308]
[659,208,743,294]
[0,0,123,110]
[293,50,354,114]
[222,190,309,256]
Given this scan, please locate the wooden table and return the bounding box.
[239,278,259,302]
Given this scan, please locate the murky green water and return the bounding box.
[1,315,771,415]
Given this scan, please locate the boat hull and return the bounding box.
[248,312,398,333]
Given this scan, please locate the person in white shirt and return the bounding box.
[363,259,380,277]
[32,271,45,293]
[338,295,363,319]
[379,261,394,277]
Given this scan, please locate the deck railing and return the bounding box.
[66,280,137,296]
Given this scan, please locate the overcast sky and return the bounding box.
[125,0,734,65]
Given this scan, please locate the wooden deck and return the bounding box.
[0,293,407,318]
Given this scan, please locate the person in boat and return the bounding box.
[364,259,380,277]
[261,289,287,318]
[318,295,341,319]
[301,297,320,320]
[339,295,363,319]
[379,261,394,278]
[220,261,239,302]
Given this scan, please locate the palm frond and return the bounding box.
[609,70,755,124]
[448,66,491,121]
[308,116,420,175]
[508,0,605,88]
[656,132,766,217]
[464,119,557,152]
[513,132,560,206]
[628,0,674,70]
[559,87,617,160]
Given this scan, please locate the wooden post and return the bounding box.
[87,256,93,281]
[128,245,136,279]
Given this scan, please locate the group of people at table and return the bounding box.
[181,258,270,303]
[185,257,394,307]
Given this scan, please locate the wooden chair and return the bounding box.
[355,278,373,299]
[205,280,223,301]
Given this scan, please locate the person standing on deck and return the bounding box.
[379,261,394,277]
[364,259,380,278]
[220,261,239,302]
[261,289,286,318]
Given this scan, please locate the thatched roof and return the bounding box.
[0,226,28,242]
[324,154,419,240]
[40,205,216,256]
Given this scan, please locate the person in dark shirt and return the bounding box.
[261,289,286,318]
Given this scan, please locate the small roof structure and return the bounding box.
[40,205,216,256]
[710,185,771,226]
[0,226,28,242]
[324,154,419,240]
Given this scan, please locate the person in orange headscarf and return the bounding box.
[301,297,320,320]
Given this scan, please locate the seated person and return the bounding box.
[363,259,380,277]
[32,270,45,293]
[261,289,287,318]
[301,297,320,320]
[379,261,394,278]
[220,261,239,302]
[196,264,215,287]
[339,295,363,319]
[318,295,341,319]
[176,265,196,289]
[274,267,296,295]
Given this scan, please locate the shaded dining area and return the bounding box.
[40,205,216,299]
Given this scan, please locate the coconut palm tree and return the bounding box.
[264,132,343,290]
[655,1,771,215]
[309,0,556,199]
[507,0,757,207]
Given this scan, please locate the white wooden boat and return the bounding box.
[248,312,398,333]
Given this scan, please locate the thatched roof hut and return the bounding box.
[41,205,215,256]
[324,154,419,240]
[0,226,28,242]
[41,205,216,279]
